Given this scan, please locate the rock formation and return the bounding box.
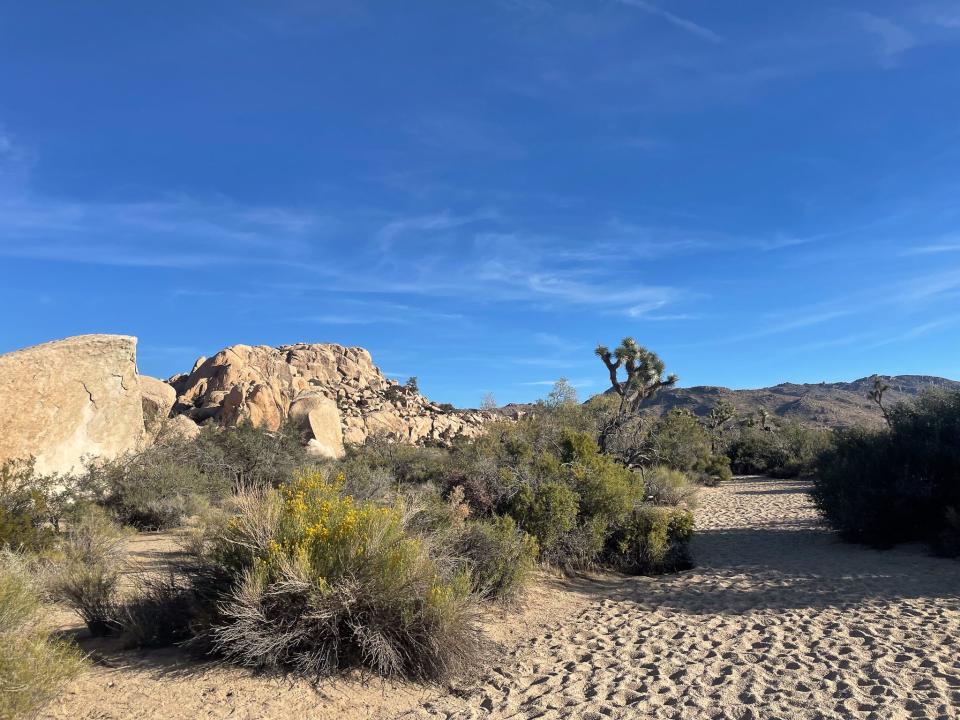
[168,343,494,453]
[0,335,145,474]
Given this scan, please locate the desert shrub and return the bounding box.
[0,459,52,551]
[696,454,732,486]
[452,515,538,601]
[334,437,450,498]
[0,551,83,720]
[644,466,698,508]
[83,457,217,530]
[403,484,471,537]
[0,459,81,551]
[198,473,485,680]
[606,506,694,575]
[647,410,713,472]
[813,391,960,554]
[192,419,312,488]
[121,573,197,648]
[726,421,831,478]
[47,509,128,636]
[508,480,579,560]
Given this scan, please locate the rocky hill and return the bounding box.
[167,342,496,453]
[636,375,960,428]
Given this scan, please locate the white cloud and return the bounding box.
[614,0,723,43]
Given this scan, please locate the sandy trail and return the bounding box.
[43,478,960,720]
[405,477,960,720]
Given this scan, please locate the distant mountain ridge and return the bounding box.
[638,374,960,428]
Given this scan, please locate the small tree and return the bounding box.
[480,392,498,411]
[405,376,420,394]
[546,378,578,408]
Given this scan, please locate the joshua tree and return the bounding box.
[595,338,677,461]
[757,407,772,431]
[868,375,891,427]
[706,399,737,453]
[595,337,678,415]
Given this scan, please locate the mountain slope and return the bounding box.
[637,375,960,428]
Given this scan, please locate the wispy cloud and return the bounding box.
[613,0,723,44]
[518,377,595,388]
[298,299,465,326]
[376,210,499,249]
[855,12,917,68]
[865,317,959,349]
[902,240,960,255]
[0,195,325,268]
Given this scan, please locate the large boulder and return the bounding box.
[140,374,177,440]
[290,394,345,459]
[0,335,145,475]
[169,342,495,447]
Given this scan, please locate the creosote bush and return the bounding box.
[606,506,694,575]
[452,515,538,602]
[78,420,311,530]
[0,459,71,551]
[644,466,699,508]
[726,421,832,478]
[813,390,960,554]
[0,550,83,720]
[197,472,486,680]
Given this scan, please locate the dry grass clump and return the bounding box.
[46,509,129,636]
[0,550,83,720]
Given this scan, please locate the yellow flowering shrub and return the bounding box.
[203,471,484,680]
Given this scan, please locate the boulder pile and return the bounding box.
[168,343,495,457]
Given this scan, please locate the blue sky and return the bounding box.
[2,1,960,407]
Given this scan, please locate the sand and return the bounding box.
[42,477,960,720]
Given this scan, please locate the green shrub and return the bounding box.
[696,454,732,486]
[453,516,538,601]
[47,509,129,636]
[80,446,231,530]
[198,472,486,680]
[812,391,960,554]
[606,506,694,575]
[193,419,312,488]
[508,480,579,559]
[644,466,698,507]
[726,421,831,478]
[0,459,65,551]
[648,410,712,472]
[0,551,84,720]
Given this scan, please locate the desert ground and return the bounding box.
[42,477,960,720]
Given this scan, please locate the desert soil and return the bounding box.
[42,477,960,720]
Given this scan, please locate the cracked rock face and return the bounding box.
[169,343,495,453]
[0,334,145,474]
